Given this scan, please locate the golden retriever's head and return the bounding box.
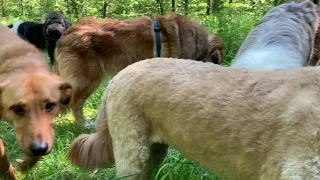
[0,70,72,156]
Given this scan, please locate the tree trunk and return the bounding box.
[102,0,108,18]
[184,0,188,15]
[66,0,71,21]
[20,0,24,16]
[206,0,210,15]
[212,0,219,13]
[229,0,232,3]
[172,0,176,12]
[1,0,5,17]
[71,0,79,19]
[157,0,164,15]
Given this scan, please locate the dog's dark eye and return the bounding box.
[45,103,56,112]
[11,106,25,116]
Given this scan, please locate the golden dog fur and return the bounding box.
[53,12,223,125]
[0,24,72,179]
[69,57,320,179]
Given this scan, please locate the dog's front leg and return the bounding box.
[16,156,42,173]
[0,139,17,180]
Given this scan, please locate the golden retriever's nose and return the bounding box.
[30,142,48,156]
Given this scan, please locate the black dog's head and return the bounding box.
[44,12,71,41]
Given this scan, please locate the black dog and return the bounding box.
[8,21,46,50]
[43,12,71,65]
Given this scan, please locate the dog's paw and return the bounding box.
[16,156,42,173]
[16,158,27,173]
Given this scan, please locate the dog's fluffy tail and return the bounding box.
[231,0,318,70]
[67,87,114,170]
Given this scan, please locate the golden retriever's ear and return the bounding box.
[59,82,72,105]
[210,49,223,64]
[207,35,224,64]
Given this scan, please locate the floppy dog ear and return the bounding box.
[210,49,223,64]
[50,73,72,105]
[59,82,72,105]
[207,35,224,64]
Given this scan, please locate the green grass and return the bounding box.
[0,4,269,180]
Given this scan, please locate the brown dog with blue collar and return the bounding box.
[53,12,223,127]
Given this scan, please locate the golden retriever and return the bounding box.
[69,57,320,179]
[231,0,319,70]
[0,24,72,179]
[53,12,223,126]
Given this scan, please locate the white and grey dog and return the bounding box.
[231,1,319,70]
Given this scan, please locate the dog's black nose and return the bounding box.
[30,142,48,156]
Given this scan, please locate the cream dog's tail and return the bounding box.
[67,85,114,170]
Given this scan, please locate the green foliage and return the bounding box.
[0,0,275,23]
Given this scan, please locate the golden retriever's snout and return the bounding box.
[29,141,49,156]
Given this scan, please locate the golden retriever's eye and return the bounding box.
[45,103,56,112]
[11,105,25,116]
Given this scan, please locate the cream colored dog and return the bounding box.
[68,57,320,180]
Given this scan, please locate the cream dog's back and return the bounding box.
[105,58,320,179]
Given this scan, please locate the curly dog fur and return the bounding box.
[43,12,71,65]
[231,0,319,70]
[69,57,320,179]
[54,12,223,126]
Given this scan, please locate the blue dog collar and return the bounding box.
[153,20,161,57]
